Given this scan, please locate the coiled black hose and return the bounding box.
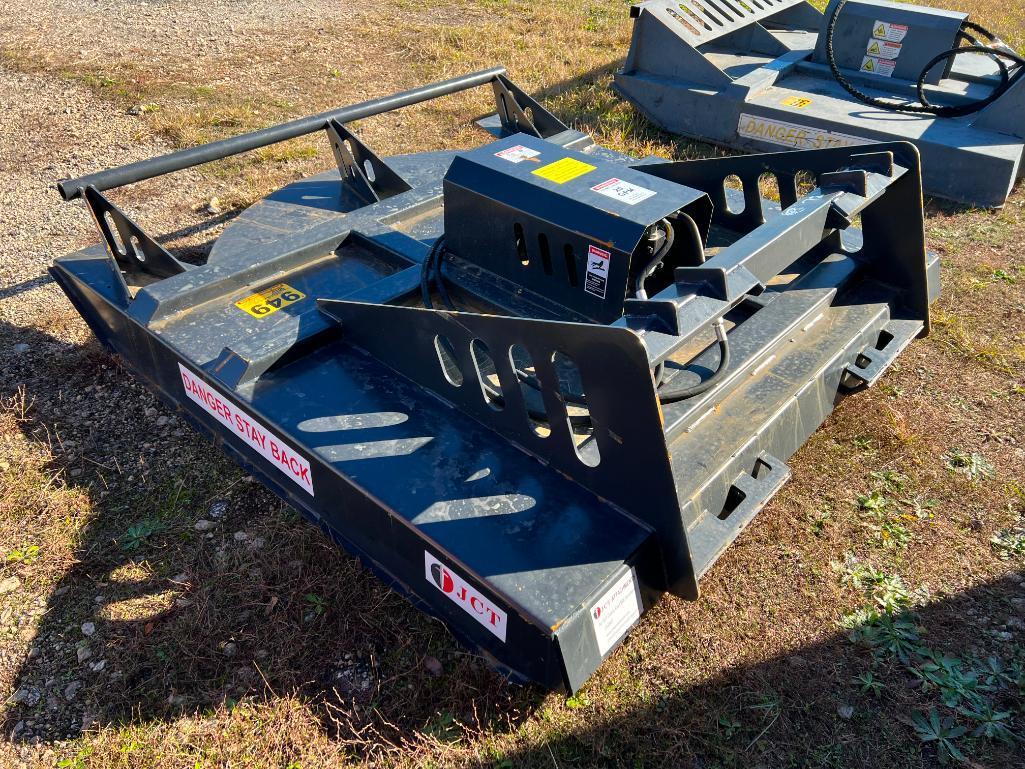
[825,0,1025,117]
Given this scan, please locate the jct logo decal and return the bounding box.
[425,552,507,642]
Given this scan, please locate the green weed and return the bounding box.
[944,449,996,482]
[119,519,166,552]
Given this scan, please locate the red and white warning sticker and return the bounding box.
[866,38,902,59]
[861,55,897,77]
[591,177,657,205]
[425,551,507,641]
[494,144,541,163]
[590,568,642,656]
[872,20,908,43]
[178,363,314,496]
[584,244,611,299]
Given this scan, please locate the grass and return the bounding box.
[1,0,1025,767]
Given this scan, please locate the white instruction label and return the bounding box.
[178,363,314,496]
[591,177,657,206]
[590,568,643,656]
[737,113,871,150]
[866,38,902,59]
[861,55,897,77]
[873,20,909,43]
[494,145,541,163]
[425,551,507,641]
[584,244,611,299]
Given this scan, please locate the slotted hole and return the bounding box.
[511,345,548,437]
[724,174,745,214]
[103,212,127,255]
[737,0,755,12]
[129,235,146,263]
[338,139,356,178]
[667,7,701,35]
[552,351,599,467]
[758,172,780,220]
[795,170,817,199]
[363,159,376,183]
[434,335,463,386]
[563,244,579,286]
[718,0,748,15]
[538,233,553,275]
[875,329,895,351]
[704,0,735,21]
[514,223,528,266]
[719,484,747,520]
[471,339,503,411]
[690,0,725,26]
[679,3,712,31]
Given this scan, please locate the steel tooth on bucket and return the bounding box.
[50,67,937,693]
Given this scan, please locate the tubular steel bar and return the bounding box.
[57,66,507,200]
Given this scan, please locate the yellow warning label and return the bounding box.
[235,283,306,318]
[868,41,881,55]
[781,95,813,109]
[532,157,596,184]
[875,24,886,37]
[862,58,875,72]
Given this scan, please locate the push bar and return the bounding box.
[57,66,507,200]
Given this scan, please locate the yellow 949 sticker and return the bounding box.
[235,283,305,318]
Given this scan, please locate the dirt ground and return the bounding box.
[1,1,1024,767]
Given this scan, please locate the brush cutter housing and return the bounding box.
[51,68,937,691]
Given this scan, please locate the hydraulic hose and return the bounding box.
[419,238,591,426]
[635,219,676,301]
[421,232,731,415]
[825,0,1025,117]
[656,321,731,404]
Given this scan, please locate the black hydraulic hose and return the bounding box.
[419,238,590,427]
[656,322,731,404]
[825,0,1025,117]
[638,214,719,401]
[419,236,444,310]
[635,219,675,301]
[422,228,729,412]
[433,241,456,312]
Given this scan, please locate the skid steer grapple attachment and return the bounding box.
[51,67,937,691]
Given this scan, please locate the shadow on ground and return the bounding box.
[0,320,529,748]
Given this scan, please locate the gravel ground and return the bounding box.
[0,70,160,328]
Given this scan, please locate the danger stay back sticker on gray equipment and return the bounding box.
[590,568,643,656]
[179,363,314,495]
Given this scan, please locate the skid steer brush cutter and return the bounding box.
[52,67,938,691]
[615,0,1025,207]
